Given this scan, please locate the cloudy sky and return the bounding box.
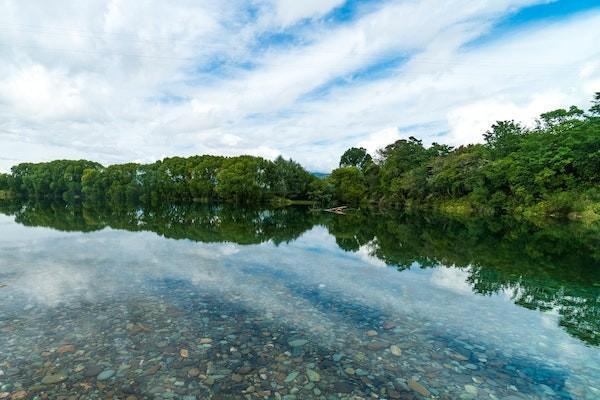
[0,0,599,172]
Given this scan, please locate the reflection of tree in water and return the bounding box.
[0,201,319,245]
[0,200,598,345]
[327,211,600,346]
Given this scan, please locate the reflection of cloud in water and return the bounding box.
[1,222,599,376]
[430,267,473,295]
[356,240,387,268]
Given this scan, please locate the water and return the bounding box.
[0,202,598,399]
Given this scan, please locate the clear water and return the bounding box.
[0,203,598,400]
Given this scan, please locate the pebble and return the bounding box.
[465,384,478,395]
[383,322,396,330]
[56,344,75,353]
[84,364,103,377]
[390,345,402,356]
[306,369,320,382]
[41,371,68,384]
[366,330,378,337]
[97,370,115,381]
[284,371,299,383]
[9,392,26,400]
[408,379,431,397]
[288,339,308,347]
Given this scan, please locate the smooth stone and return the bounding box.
[84,365,103,377]
[366,330,378,337]
[97,370,115,381]
[288,339,308,347]
[333,382,354,393]
[42,371,68,385]
[56,344,75,354]
[367,341,387,351]
[332,353,343,362]
[344,367,355,375]
[238,366,254,375]
[408,379,430,397]
[204,376,215,385]
[306,369,320,382]
[464,384,478,395]
[390,345,402,356]
[284,372,299,383]
[383,322,396,330]
[9,391,27,400]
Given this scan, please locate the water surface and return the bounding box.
[0,202,598,399]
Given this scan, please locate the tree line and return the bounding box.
[0,155,315,204]
[1,93,599,218]
[313,93,600,219]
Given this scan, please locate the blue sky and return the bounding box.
[0,0,599,172]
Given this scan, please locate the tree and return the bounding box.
[268,156,314,199]
[339,147,373,171]
[215,156,270,203]
[329,167,368,206]
[590,92,600,116]
[483,120,525,158]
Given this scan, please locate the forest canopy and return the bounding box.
[1,94,599,219]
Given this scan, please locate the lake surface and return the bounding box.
[0,202,598,400]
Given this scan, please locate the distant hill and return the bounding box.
[311,172,330,179]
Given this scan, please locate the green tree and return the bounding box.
[329,167,367,206]
[339,147,373,171]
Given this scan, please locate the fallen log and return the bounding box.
[324,206,348,214]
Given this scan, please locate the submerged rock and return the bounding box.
[288,339,308,347]
[306,369,320,382]
[408,379,430,397]
[97,370,115,381]
[284,371,299,383]
[56,344,75,354]
[390,345,402,356]
[41,371,68,385]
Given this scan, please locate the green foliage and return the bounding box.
[1,93,598,218]
[4,155,315,205]
[326,94,600,217]
[268,156,316,200]
[329,167,368,206]
[10,160,103,201]
[339,147,372,171]
[590,92,600,116]
[0,172,12,191]
[483,120,526,158]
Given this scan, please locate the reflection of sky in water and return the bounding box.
[1,214,599,397]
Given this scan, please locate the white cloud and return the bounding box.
[446,91,568,144]
[0,1,598,172]
[358,127,401,156]
[0,65,85,120]
[271,0,345,26]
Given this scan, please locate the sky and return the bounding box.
[0,0,599,172]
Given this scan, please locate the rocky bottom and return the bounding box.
[0,279,598,400]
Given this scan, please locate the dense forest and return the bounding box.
[1,94,599,219]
